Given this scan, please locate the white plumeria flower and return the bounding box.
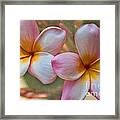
[20,20,66,84]
[52,24,100,99]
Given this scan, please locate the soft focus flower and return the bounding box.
[20,20,66,84]
[52,24,100,99]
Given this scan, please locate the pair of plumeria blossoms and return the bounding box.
[20,21,100,100]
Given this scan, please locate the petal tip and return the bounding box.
[75,23,99,36]
[33,26,66,55]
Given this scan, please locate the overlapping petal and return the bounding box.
[52,52,86,80]
[33,27,66,55]
[61,71,90,100]
[28,52,57,84]
[20,47,30,58]
[20,56,31,76]
[75,24,100,65]
[20,20,39,52]
[90,59,100,72]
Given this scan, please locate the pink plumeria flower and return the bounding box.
[20,20,66,84]
[52,24,100,99]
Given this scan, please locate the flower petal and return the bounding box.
[90,59,100,72]
[61,71,90,100]
[20,56,31,76]
[28,52,57,84]
[75,24,100,65]
[33,27,66,55]
[20,20,39,52]
[89,70,100,99]
[20,47,30,58]
[52,52,85,81]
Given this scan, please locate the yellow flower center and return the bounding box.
[80,59,100,82]
[30,53,40,64]
[84,64,90,70]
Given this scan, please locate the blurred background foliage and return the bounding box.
[20,20,100,100]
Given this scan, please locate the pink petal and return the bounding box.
[51,52,85,81]
[89,70,100,99]
[20,20,39,52]
[75,24,100,65]
[61,71,90,100]
[28,52,57,84]
[33,26,66,55]
[20,56,31,76]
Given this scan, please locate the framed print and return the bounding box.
[0,0,119,119]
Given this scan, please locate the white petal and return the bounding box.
[89,70,100,99]
[28,52,57,84]
[33,27,66,55]
[20,56,31,76]
[61,71,90,100]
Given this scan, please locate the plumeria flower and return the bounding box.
[20,20,66,84]
[52,24,100,100]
